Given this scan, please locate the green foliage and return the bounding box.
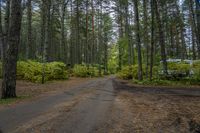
[118,37,129,65]
[158,62,191,80]
[168,62,190,74]
[17,60,68,83]
[117,65,147,80]
[73,64,99,77]
[133,78,200,86]
[47,62,68,80]
[192,61,200,81]
[133,79,174,86]
[0,96,28,105]
[108,44,118,74]
[117,66,133,80]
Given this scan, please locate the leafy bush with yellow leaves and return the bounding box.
[192,61,200,81]
[117,66,133,80]
[73,64,99,77]
[167,62,190,74]
[17,61,68,83]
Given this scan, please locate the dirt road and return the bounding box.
[0,77,200,133]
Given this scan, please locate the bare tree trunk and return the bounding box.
[0,0,3,61]
[150,0,155,80]
[40,0,46,58]
[118,0,123,70]
[1,0,22,99]
[27,0,33,59]
[143,0,150,79]
[124,0,131,65]
[155,0,168,75]
[61,0,67,63]
[189,0,200,59]
[85,0,89,64]
[76,0,81,64]
[133,0,143,80]
[196,0,200,45]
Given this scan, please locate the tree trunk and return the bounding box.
[0,0,3,61]
[27,0,33,59]
[1,0,22,99]
[143,0,150,79]
[196,0,200,53]
[118,0,123,70]
[150,0,155,80]
[155,0,168,75]
[61,0,67,63]
[189,0,200,59]
[133,0,143,80]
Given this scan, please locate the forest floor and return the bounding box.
[0,77,200,133]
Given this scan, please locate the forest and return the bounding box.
[0,0,199,98]
[0,0,200,132]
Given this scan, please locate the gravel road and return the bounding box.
[0,77,200,133]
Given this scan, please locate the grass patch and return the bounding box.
[133,79,200,86]
[0,96,29,105]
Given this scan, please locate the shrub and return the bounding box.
[117,66,133,80]
[73,64,99,77]
[192,61,200,81]
[73,64,88,77]
[17,60,68,83]
[47,62,68,80]
[159,62,191,80]
[168,62,190,74]
[117,65,148,80]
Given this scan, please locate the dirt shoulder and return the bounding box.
[0,77,94,108]
[104,79,200,133]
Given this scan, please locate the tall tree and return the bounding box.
[196,0,200,45]
[155,0,168,75]
[133,0,143,80]
[27,0,34,59]
[0,0,3,60]
[143,0,150,78]
[189,0,200,58]
[150,0,155,80]
[2,0,22,98]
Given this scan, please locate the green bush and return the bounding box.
[117,66,133,80]
[47,62,68,80]
[158,62,191,80]
[17,61,68,83]
[168,62,190,74]
[192,61,200,81]
[73,64,99,77]
[73,65,88,77]
[117,65,148,80]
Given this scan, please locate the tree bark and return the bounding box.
[133,0,143,80]
[0,0,3,61]
[155,0,168,75]
[27,0,33,59]
[189,0,200,59]
[143,0,150,79]
[150,0,155,80]
[1,0,22,99]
